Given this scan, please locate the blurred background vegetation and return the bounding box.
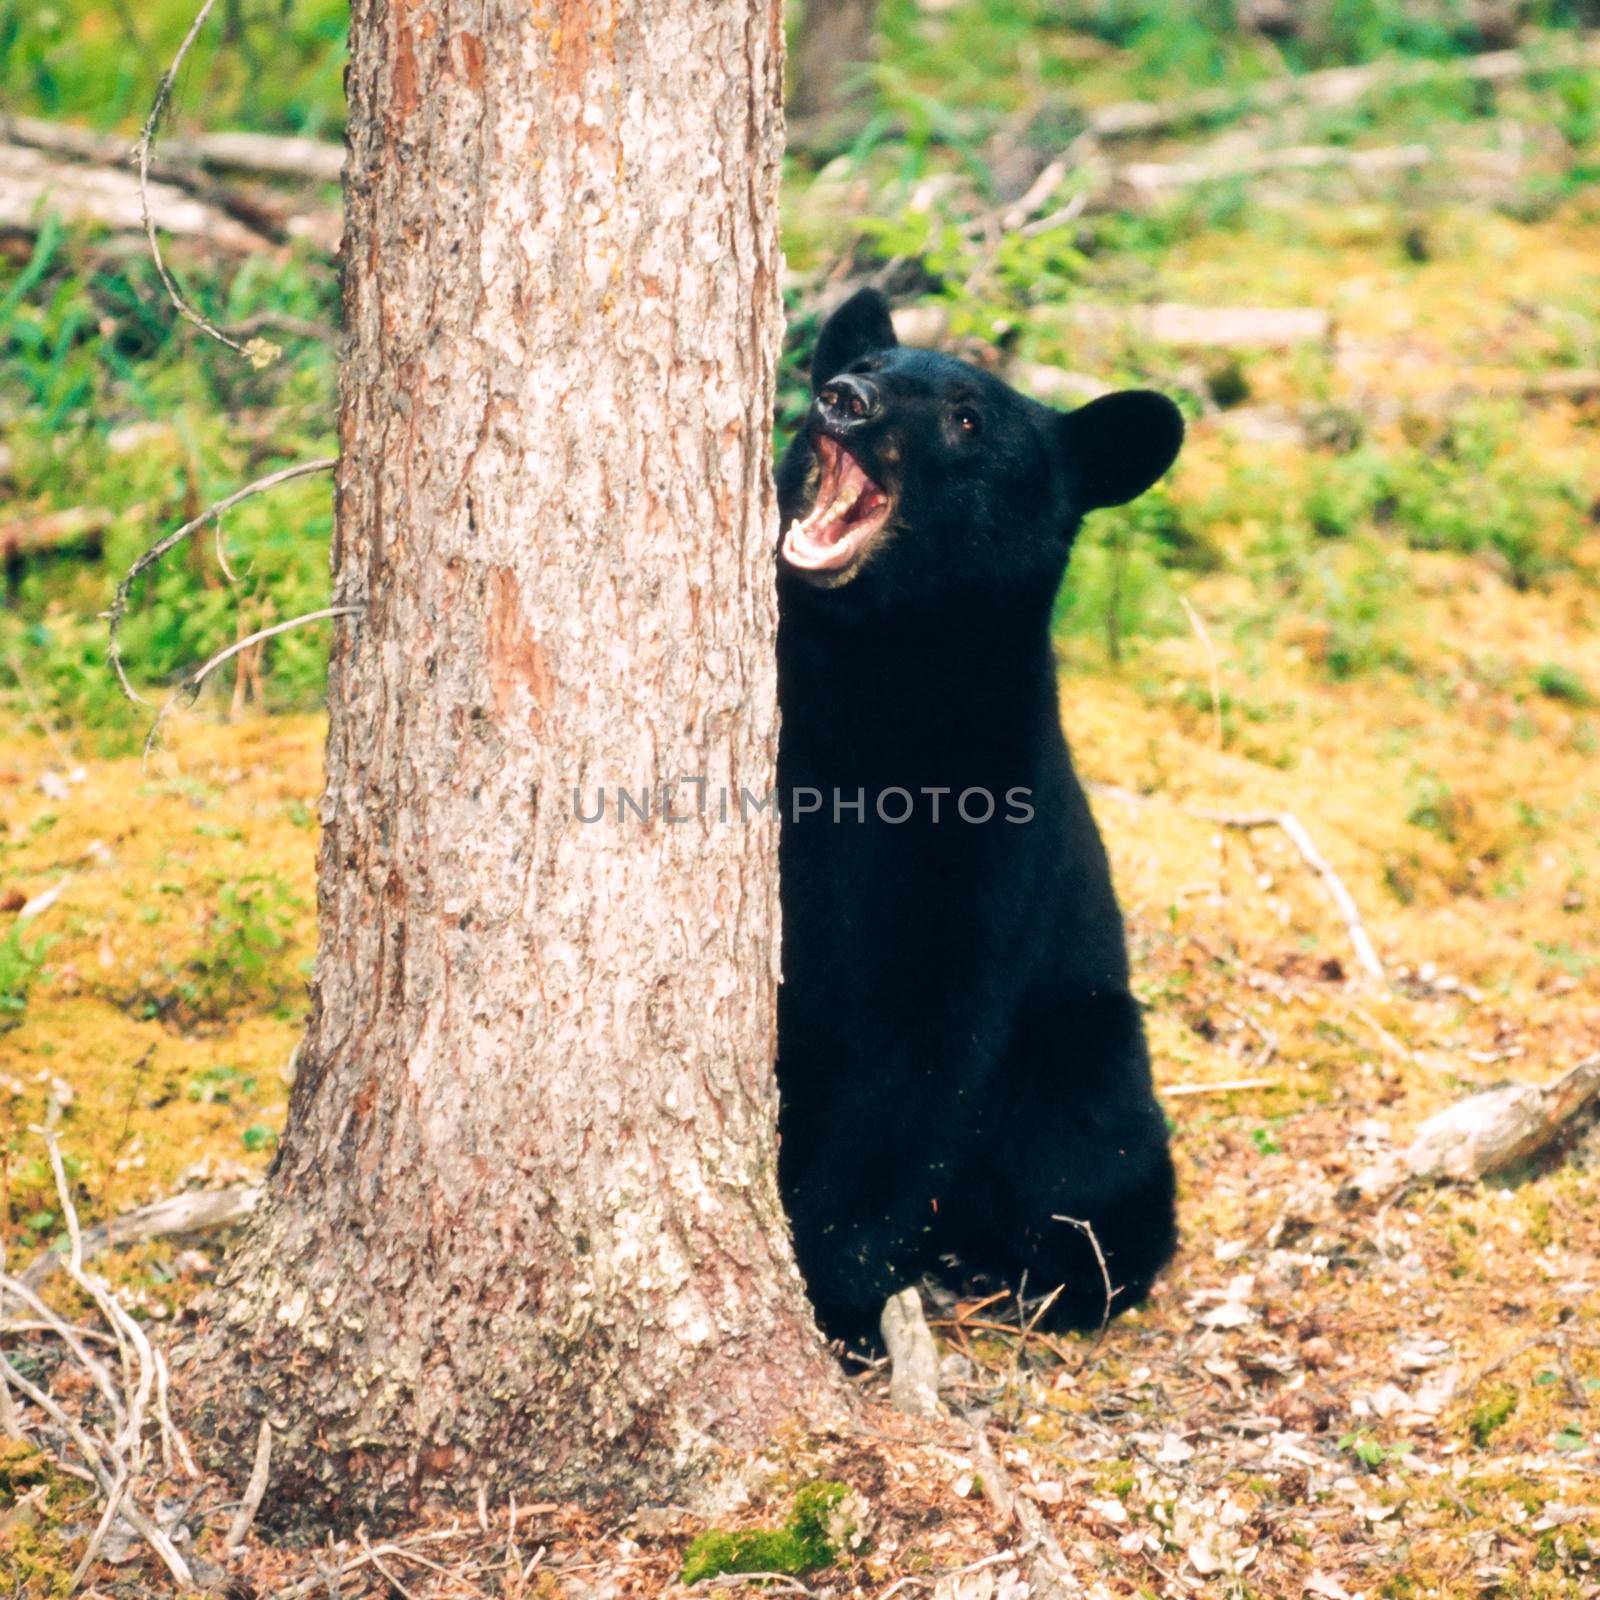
[1,0,1596,745]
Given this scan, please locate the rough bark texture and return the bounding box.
[178,0,846,1526]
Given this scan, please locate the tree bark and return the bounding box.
[178,0,846,1526]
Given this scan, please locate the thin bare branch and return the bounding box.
[70,1472,131,1591]
[134,0,247,354]
[1051,1214,1118,1348]
[143,603,361,760]
[106,456,337,704]
[1,1132,197,1589]
[1178,596,1224,753]
[0,1273,128,1429]
[1165,1077,1280,1097]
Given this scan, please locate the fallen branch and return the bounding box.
[4,114,344,185]
[1217,371,1600,448]
[0,1131,196,1588]
[1051,1215,1117,1349]
[1049,302,1333,350]
[22,1182,261,1289]
[0,506,120,565]
[1196,809,1386,984]
[1080,33,1600,142]
[1346,1054,1600,1201]
[225,1417,273,1551]
[0,144,269,252]
[964,1423,1082,1598]
[1165,1077,1282,1098]
[1111,142,1432,205]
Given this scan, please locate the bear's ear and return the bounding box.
[1057,391,1184,510]
[811,287,899,393]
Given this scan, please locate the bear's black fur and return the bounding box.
[774,288,1182,1345]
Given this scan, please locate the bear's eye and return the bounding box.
[953,406,981,436]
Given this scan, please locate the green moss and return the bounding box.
[0,1442,50,1497]
[680,1481,854,1585]
[0,1443,80,1599]
[1468,1386,1519,1446]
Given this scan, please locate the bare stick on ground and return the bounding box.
[1051,1214,1118,1347]
[1198,809,1386,984]
[225,1417,273,1551]
[1165,1077,1281,1098]
[1081,34,1600,142]
[0,1133,196,1587]
[1347,1054,1600,1201]
[22,1181,262,1288]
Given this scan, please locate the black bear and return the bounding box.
[774,287,1182,1345]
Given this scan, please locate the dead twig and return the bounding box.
[1178,596,1224,753]
[0,1131,197,1589]
[1051,1214,1117,1349]
[1080,34,1600,142]
[23,1181,261,1289]
[1165,1077,1281,1098]
[358,1530,419,1600]
[225,1416,273,1550]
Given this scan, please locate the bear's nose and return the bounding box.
[815,373,882,429]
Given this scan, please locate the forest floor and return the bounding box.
[5,3,1600,1596]
[4,450,1599,1596]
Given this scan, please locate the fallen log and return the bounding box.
[1346,1054,1600,1202]
[1081,33,1600,142]
[0,505,117,562]
[1216,370,1600,445]
[3,114,343,186]
[1045,301,1334,349]
[0,144,271,251]
[21,1182,262,1288]
[1109,142,1432,205]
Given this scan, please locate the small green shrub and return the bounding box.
[1535,663,1592,705]
[165,874,305,1020]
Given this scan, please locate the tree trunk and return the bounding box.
[178,0,846,1527]
[789,0,877,145]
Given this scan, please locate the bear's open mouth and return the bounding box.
[782,436,893,577]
